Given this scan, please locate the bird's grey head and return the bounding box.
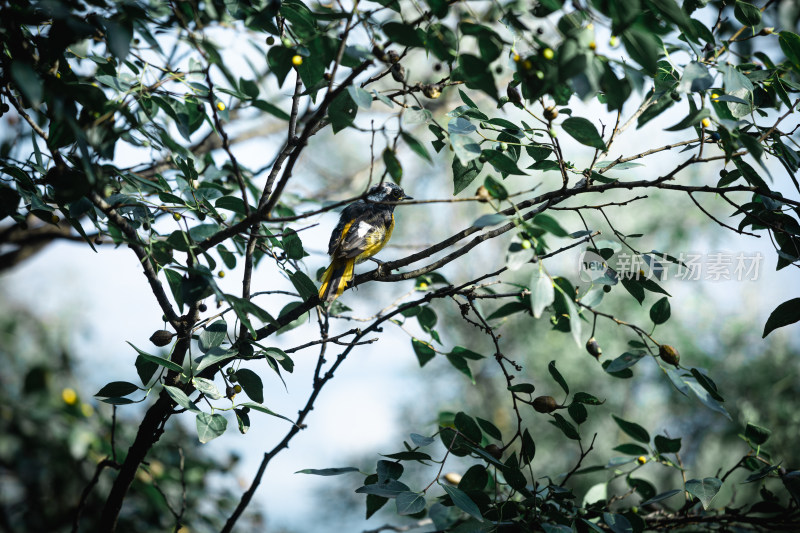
[366,183,412,203]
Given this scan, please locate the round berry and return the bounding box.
[291,54,303,66]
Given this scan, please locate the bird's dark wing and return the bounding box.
[327,202,364,256]
[334,207,393,260]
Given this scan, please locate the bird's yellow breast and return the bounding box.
[355,214,394,263]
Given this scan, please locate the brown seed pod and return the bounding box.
[506,84,522,104]
[475,185,491,202]
[485,443,503,460]
[533,395,558,413]
[371,45,386,62]
[386,50,400,64]
[659,344,680,366]
[543,106,558,121]
[422,84,442,99]
[390,63,405,83]
[149,329,175,347]
[586,337,602,358]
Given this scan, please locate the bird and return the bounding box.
[318,183,413,302]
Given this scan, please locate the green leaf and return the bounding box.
[382,451,432,461]
[199,320,227,352]
[383,21,425,47]
[685,477,722,510]
[621,26,661,74]
[650,297,671,325]
[296,467,359,476]
[476,417,502,440]
[329,91,358,133]
[383,148,403,183]
[561,117,606,151]
[762,298,800,337]
[568,403,588,425]
[164,385,201,413]
[455,412,482,443]
[195,347,237,373]
[665,107,710,131]
[127,342,183,373]
[410,433,436,446]
[654,435,682,454]
[196,412,228,443]
[412,338,435,367]
[252,99,291,120]
[192,377,223,400]
[612,415,650,443]
[531,265,555,319]
[573,392,604,405]
[779,32,800,69]
[396,491,426,515]
[508,383,536,394]
[446,353,474,383]
[356,479,411,498]
[401,132,432,162]
[605,351,646,373]
[452,157,483,195]
[282,229,307,260]
[481,150,526,175]
[550,413,581,440]
[95,381,139,398]
[347,86,372,109]
[734,1,761,26]
[640,489,682,506]
[240,402,296,425]
[442,485,483,521]
[613,443,648,455]
[534,214,569,237]
[603,513,633,533]
[472,214,507,228]
[678,62,713,93]
[627,477,656,501]
[744,422,771,445]
[236,368,264,403]
[289,270,317,300]
[548,360,569,394]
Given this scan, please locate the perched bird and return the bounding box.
[318,183,412,302]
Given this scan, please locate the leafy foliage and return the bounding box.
[1,0,799,531]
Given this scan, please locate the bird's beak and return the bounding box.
[402,194,414,201]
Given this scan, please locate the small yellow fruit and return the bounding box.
[216,101,225,111]
[233,384,242,394]
[701,117,711,128]
[711,93,720,100]
[56,72,61,78]
[51,214,60,224]
[522,60,533,70]
[542,48,554,60]
[173,212,181,221]
[81,403,95,417]
[609,35,619,47]
[218,270,225,278]
[291,54,303,66]
[637,456,647,465]
[521,240,532,249]
[444,472,462,485]
[418,282,429,290]
[512,53,521,62]
[62,388,78,405]
[588,41,596,51]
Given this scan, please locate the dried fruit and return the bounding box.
[507,84,522,104]
[422,84,441,99]
[659,344,680,366]
[149,329,175,347]
[485,444,503,460]
[533,395,558,413]
[586,337,602,358]
[390,63,405,83]
[543,106,558,121]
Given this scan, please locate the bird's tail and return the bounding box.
[318,258,355,302]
